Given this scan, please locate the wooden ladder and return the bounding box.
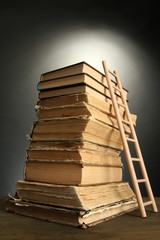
[102,60,158,217]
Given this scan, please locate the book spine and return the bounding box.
[37,82,40,91]
[38,92,41,99]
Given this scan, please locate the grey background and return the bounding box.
[0,1,160,196]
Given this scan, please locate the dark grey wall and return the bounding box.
[0,1,160,196]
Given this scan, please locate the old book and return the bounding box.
[36,93,137,124]
[36,101,135,133]
[24,161,123,185]
[16,181,135,210]
[28,140,121,154]
[38,73,126,100]
[29,117,129,150]
[38,84,126,106]
[26,148,121,166]
[40,61,128,98]
[6,196,138,228]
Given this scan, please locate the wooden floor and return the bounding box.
[0,197,159,240]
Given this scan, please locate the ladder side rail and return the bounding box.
[114,70,158,213]
[102,60,147,217]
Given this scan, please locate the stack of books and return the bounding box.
[6,62,138,228]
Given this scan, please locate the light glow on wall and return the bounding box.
[36,27,153,107]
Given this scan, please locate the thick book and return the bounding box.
[28,117,129,150]
[38,73,127,100]
[36,93,137,125]
[38,84,126,106]
[26,148,121,166]
[39,61,128,96]
[36,101,136,133]
[24,161,123,185]
[16,181,136,210]
[28,140,121,155]
[6,196,138,228]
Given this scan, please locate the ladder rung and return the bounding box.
[112,85,122,92]
[109,70,117,77]
[132,158,140,162]
[121,119,130,125]
[117,102,126,108]
[126,137,135,142]
[143,201,153,207]
[137,179,146,183]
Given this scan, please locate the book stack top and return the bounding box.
[37,61,128,103]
